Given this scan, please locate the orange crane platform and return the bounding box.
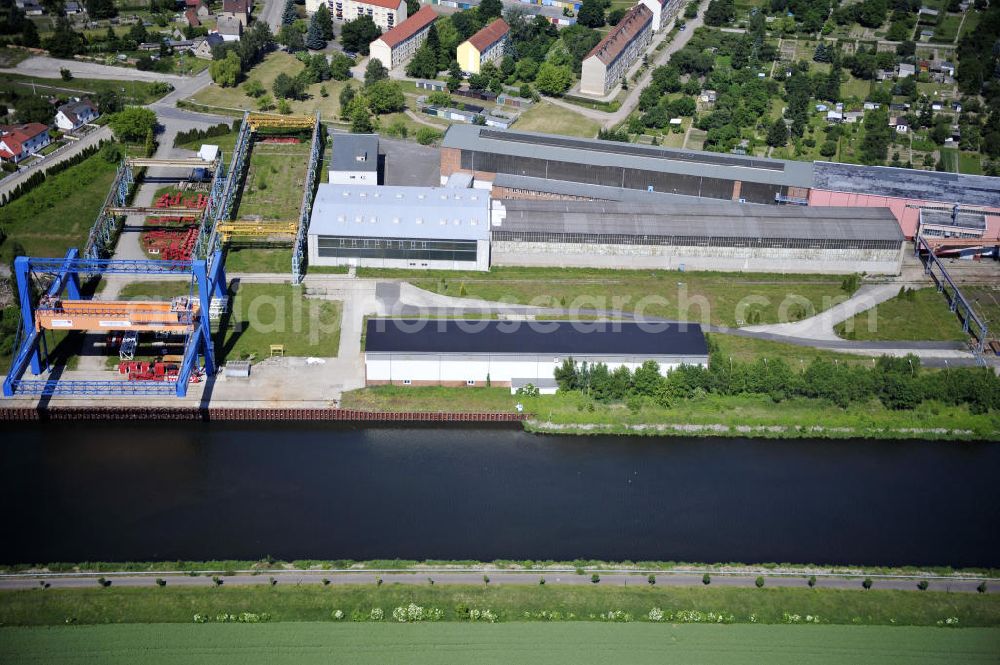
[34,296,200,332]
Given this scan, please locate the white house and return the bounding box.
[363,318,709,389]
[638,0,682,31]
[308,0,406,32]
[328,133,378,185]
[0,123,51,163]
[369,4,437,70]
[54,98,99,131]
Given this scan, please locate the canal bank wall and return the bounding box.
[0,407,527,422]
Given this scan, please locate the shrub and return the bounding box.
[755,576,765,588]
[97,577,111,588]
[392,603,443,622]
[370,607,384,621]
[808,575,817,587]
[269,577,278,586]
[322,578,330,586]
[483,574,490,585]
[978,581,988,594]
[376,577,383,587]
[647,574,656,586]
[601,609,632,622]
[575,568,585,576]
[350,609,367,622]
[917,580,929,591]
[332,609,344,620]
[539,577,546,585]
[591,573,600,584]
[648,607,664,622]
[212,576,224,586]
[415,127,441,145]
[155,578,167,587]
[702,573,711,585]
[862,577,873,590]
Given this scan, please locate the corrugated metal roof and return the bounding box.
[442,125,815,188]
[365,318,708,356]
[813,161,1000,208]
[497,199,904,241]
[309,184,490,240]
[920,208,987,230]
[330,133,378,173]
[494,173,715,204]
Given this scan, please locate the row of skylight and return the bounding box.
[336,190,480,201]
[334,215,481,226]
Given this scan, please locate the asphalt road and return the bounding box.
[0,56,190,83]
[0,570,992,593]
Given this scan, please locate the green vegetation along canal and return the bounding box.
[2,423,998,568]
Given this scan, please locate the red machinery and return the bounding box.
[118,360,202,383]
[143,192,208,260]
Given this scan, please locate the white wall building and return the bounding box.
[364,318,709,389]
[580,4,652,96]
[307,184,490,271]
[639,0,682,31]
[329,133,378,185]
[369,4,437,70]
[54,98,99,131]
[308,0,406,32]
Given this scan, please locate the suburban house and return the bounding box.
[0,123,51,163]
[308,0,407,32]
[185,8,201,27]
[580,3,652,96]
[328,133,379,185]
[54,98,99,131]
[369,4,437,70]
[638,0,681,31]
[194,33,225,58]
[216,14,243,40]
[897,63,915,78]
[64,1,83,14]
[456,18,509,75]
[185,0,210,17]
[220,0,251,26]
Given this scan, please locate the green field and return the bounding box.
[710,333,882,366]
[189,51,348,118]
[224,247,293,273]
[960,151,984,175]
[236,142,311,221]
[1,584,998,627]
[342,385,998,439]
[2,622,998,664]
[112,281,341,361]
[0,148,118,263]
[514,101,602,138]
[0,72,168,105]
[218,282,341,361]
[835,288,968,342]
[358,267,857,327]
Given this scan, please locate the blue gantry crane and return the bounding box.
[2,249,227,398]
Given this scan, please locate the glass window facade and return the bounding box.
[317,235,480,262]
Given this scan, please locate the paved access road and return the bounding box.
[0,56,191,83]
[0,570,992,594]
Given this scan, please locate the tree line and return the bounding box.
[553,347,1000,414]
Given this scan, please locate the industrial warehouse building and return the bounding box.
[440,125,814,205]
[489,199,906,274]
[307,184,490,270]
[364,318,709,389]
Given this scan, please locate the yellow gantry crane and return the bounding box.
[246,114,316,132]
[216,220,299,244]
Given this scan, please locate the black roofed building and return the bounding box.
[489,199,905,274]
[364,318,708,390]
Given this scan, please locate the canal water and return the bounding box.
[2,423,998,568]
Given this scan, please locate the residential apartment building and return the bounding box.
[456,18,509,74]
[580,4,652,96]
[369,4,437,70]
[0,123,51,163]
[639,0,681,30]
[307,0,406,32]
